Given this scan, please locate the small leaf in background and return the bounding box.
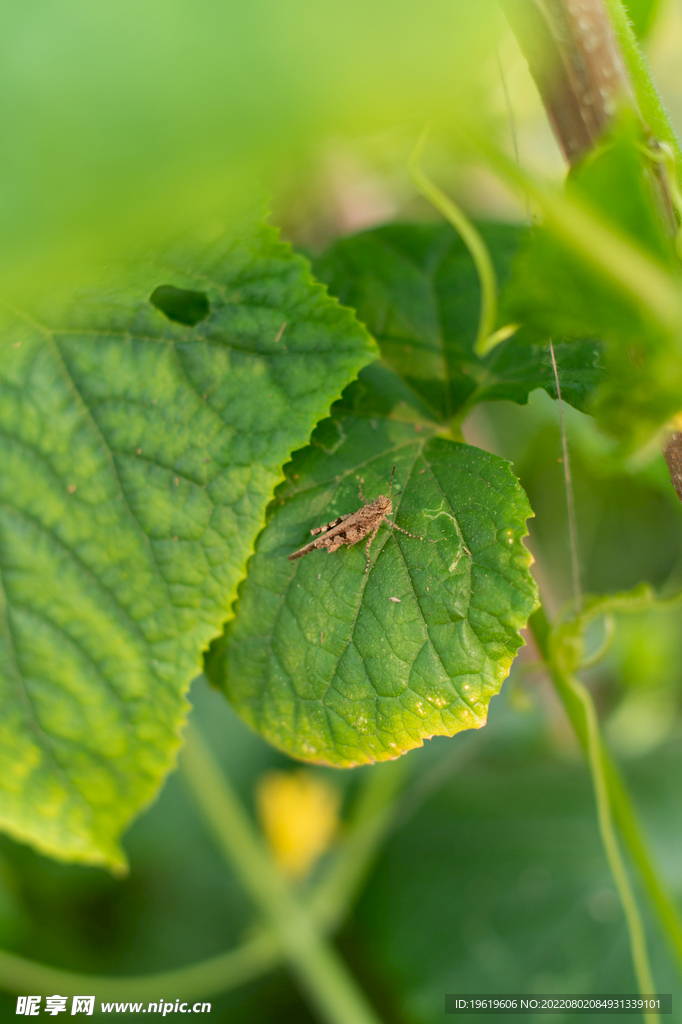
[209,385,538,767]
[503,113,682,449]
[313,221,605,422]
[0,219,375,867]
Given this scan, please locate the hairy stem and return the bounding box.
[602,0,682,170]
[662,432,682,505]
[501,0,634,165]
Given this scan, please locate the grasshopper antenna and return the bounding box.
[388,465,396,497]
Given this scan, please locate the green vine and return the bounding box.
[530,596,682,992]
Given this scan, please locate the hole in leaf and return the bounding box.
[150,285,210,326]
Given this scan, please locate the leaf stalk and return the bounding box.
[408,128,506,357]
[529,604,682,1001]
[178,724,384,1024]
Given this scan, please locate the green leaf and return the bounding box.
[312,221,604,422]
[504,113,682,448]
[209,384,538,767]
[0,220,376,867]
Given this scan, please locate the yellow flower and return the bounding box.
[256,770,341,880]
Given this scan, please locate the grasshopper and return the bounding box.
[288,467,428,574]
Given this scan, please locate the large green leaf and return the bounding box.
[0,221,376,867]
[209,382,538,767]
[312,221,604,422]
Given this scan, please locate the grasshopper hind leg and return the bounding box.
[364,522,382,573]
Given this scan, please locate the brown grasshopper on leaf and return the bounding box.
[288,467,430,574]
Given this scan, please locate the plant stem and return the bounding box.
[602,0,682,171]
[502,0,682,175]
[309,759,406,931]
[529,607,682,978]
[409,129,500,356]
[0,936,279,1003]
[179,723,383,1024]
[501,0,634,165]
[662,431,682,505]
[566,674,660,1019]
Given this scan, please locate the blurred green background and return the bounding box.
[0,0,497,298]
[4,0,682,1019]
